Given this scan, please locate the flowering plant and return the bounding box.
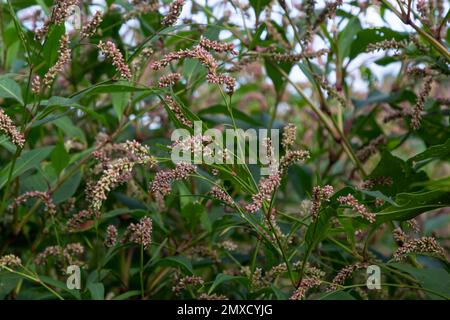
[0,0,449,300]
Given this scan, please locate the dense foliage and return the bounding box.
[0,0,449,300]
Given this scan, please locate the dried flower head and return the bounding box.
[34,243,84,266]
[374,198,385,207]
[311,185,334,220]
[314,0,343,29]
[328,262,369,291]
[104,225,118,248]
[265,3,292,49]
[393,227,407,245]
[411,74,433,130]
[158,73,181,88]
[162,0,186,26]
[0,254,22,269]
[219,240,237,251]
[290,277,321,300]
[172,275,204,295]
[356,135,386,163]
[240,266,267,289]
[407,219,420,233]
[314,74,347,108]
[35,0,79,40]
[270,49,330,62]
[10,191,56,216]
[66,209,95,232]
[383,106,410,123]
[122,217,152,249]
[210,186,234,206]
[244,171,281,213]
[361,176,393,189]
[150,162,196,198]
[164,95,193,127]
[131,47,154,71]
[366,39,407,53]
[80,11,103,38]
[31,75,41,94]
[125,1,160,20]
[44,34,71,87]
[265,263,288,282]
[98,40,132,81]
[300,0,316,45]
[188,245,220,263]
[393,236,445,261]
[293,261,327,280]
[281,123,297,149]
[0,107,25,147]
[416,0,430,26]
[279,150,310,173]
[151,45,235,94]
[262,209,288,244]
[199,36,236,54]
[337,193,375,223]
[88,140,155,210]
[206,73,236,94]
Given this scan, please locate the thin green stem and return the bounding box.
[140,244,145,299]
[3,266,64,300]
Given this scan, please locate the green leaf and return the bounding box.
[338,17,362,60]
[360,189,397,206]
[51,142,70,175]
[53,116,86,143]
[368,151,428,196]
[112,290,141,300]
[0,272,20,299]
[183,58,205,84]
[71,81,153,99]
[306,207,335,247]
[208,273,250,294]
[52,169,82,204]
[111,92,130,120]
[320,291,357,300]
[38,275,81,299]
[264,59,292,93]
[38,96,105,126]
[352,89,415,109]
[0,135,17,153]
[350,27,408,59]
[0,146,54,189]
[0,76,23,104]
[198,104,263,127]
[181,202,205,230]
[389,263,450,299]
[306,187,355,246]
[408,138,450,169]
[42,25,65,70]
[5,1,33,65]
[375,190,450,223]
[249,0,271,18]
[87,282,105,300]
[269,284,289,300]
[157,256,193,275]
